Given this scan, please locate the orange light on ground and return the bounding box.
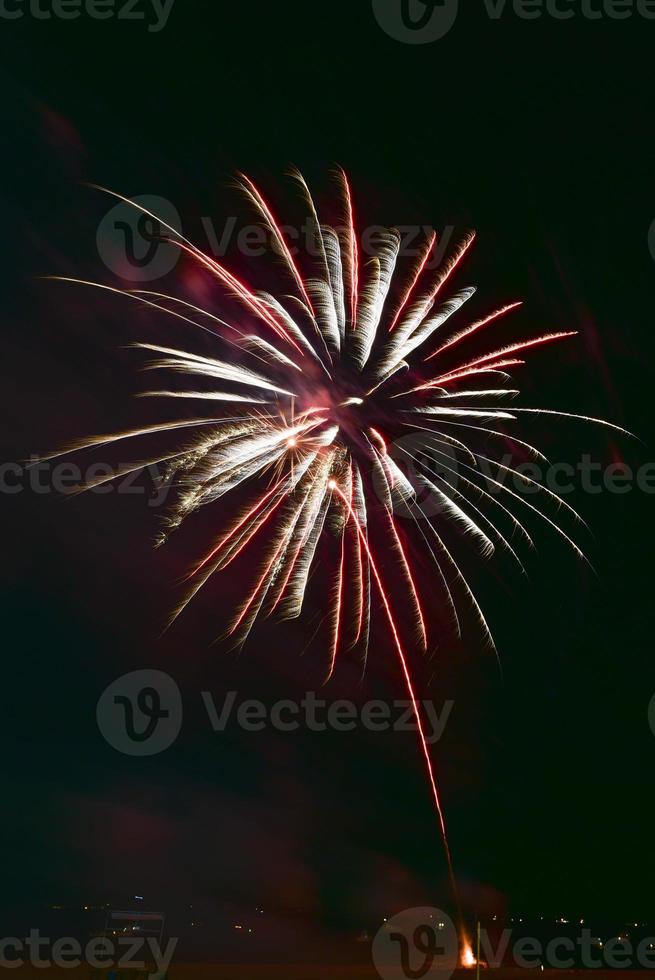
[461,941,476,968]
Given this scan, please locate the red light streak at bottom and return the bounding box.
[329,479,455,886]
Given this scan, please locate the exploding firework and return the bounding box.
[42,170,628,893]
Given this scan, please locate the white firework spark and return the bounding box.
[41,170,630,886]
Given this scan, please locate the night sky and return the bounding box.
[2,0,655,959]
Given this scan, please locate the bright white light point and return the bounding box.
[328,480,337,490]
[287,437,297,447]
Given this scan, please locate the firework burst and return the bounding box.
[43,170,629,893]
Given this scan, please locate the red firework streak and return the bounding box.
[45,172,631,954]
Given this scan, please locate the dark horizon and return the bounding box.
[1,0,655,960]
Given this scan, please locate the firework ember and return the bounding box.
[42,170,629,892]
[462,942,477,968]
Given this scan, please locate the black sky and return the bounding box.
[1,0,655,953]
